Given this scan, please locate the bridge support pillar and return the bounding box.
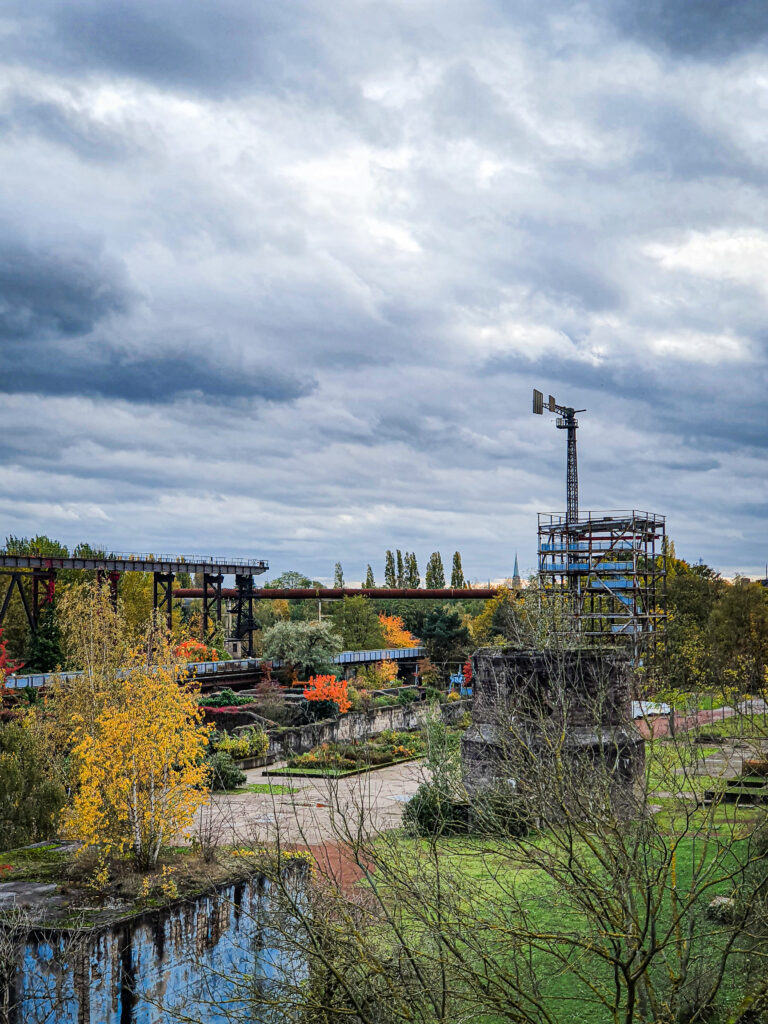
[153,572,175,632]
[96,569,121,610]
[234,574,256,657]
[202,573,223,644]
[32,568,56,628]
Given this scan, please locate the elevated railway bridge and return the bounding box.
[4,645,428,694]
[0,548,495,656]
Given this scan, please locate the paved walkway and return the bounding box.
[196,759,426,848]
[637,702,767,739]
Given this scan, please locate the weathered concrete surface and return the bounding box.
[6,873,299,1024]
[197,758,427,846]
[462,649,644,813]
[0,882,62,912]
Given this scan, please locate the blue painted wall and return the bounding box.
[11,873,303,1023]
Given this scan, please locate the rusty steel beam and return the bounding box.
[173,587,498,600]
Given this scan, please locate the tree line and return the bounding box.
[334,549,467,590]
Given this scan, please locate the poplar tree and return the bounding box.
[450,551,465,588]
[364,565,375,588]
[425,552,446,589]
[384,551,396,588]
[396,550,405,588]
[334,562,344,587]
[406,552,420,588]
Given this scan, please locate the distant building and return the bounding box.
[511,552,523,591]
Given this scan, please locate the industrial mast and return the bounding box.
[533,389,585,523]
[532,387,666,656]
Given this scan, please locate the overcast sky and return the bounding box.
[1,0,767,583]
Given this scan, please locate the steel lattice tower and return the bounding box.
[533,388,666,656]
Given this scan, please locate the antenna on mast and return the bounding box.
[533,389,586,524]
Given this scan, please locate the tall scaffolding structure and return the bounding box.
[537,510,666,655]
[533,390,666,655]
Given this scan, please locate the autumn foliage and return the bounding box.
[63,644,211,869]
[174,638,220,663]
[379,614,420,648]
[303,674,351,714]
[0,628,22,677]
[0,627,23,707]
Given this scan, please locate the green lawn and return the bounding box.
[693,713,768,740]
[646,740,722,793]
[225,782,297,795]
[364,825,765,1023]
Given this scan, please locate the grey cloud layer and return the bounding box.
[0,0,766,579]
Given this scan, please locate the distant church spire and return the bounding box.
[512,552,522,590]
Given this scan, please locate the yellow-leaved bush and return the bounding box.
[63,647,211,870]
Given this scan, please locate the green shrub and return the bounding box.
[288,731,426,770]
[396,688,420,707]
[403,782,466,837]
[213,726,268,759]
[214,733,250,758]
[0,721,66,850]
[471,785,530,837]
[423,686,444,704]
[198,688,256,708]
[206,751,246,791]
[246,726,269,757]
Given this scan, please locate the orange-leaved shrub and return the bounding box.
[303,675,351,714]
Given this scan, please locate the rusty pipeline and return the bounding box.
[173,587,499,600]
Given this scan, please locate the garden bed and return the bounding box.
[264,754,422,778]
[265,731,426,778]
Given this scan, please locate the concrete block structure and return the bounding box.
[461,648,645,818]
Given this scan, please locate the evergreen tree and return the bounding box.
[364,565,375,588]
[425,552,446,589]
[333,562,344,587]
[406,552,420,588]
[421,606,471,670]
[24,603,64,672]
[330,597,386,651]
[396,550,404,588]
[450,551,465,588]
[384,551,396,588]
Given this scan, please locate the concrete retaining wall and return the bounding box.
[266,700,470,760]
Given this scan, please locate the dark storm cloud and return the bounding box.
[1,346,313,404]
[0,92,139,162]
[486,350,768,454]
[595,95,768,185]
[4,0,340,100]
[610,0,768,58]
[0,236,133,340]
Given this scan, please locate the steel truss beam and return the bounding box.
[0,572,35,631]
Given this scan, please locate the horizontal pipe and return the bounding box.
[173,587,498,600]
